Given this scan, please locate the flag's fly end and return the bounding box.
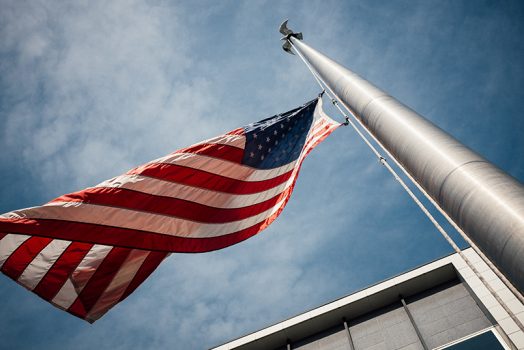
[279,20,302,54]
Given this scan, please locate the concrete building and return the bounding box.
[212,248,524,350]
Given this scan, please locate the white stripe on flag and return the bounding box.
[95,174,292,209]
[201,133,246,149]
[52,244,112,309]
[11,194,290,238]
[0,234,31,269]
[17,239,71,290]
[86,249,150,321]
[51,279,77,310]
[150,152,297,182]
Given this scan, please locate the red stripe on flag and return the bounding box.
[0,179,298,252]
[119,251,167,302]
[32,242,93,301]
[67,298,88,320]
[303,123,339,158]
[0,217,270,252]
[177,143,244,163]
[128,163,293,194]
[69,247,131,318]
[1,236,52,280]
[226,127,244,136]
[51,186,288,224]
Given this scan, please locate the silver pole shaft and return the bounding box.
[290,37,524,295]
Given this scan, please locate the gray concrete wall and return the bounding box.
[406,281,491,349]
[349,304,423,350]
[284,280,492,350]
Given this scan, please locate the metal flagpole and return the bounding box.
[280,21,524,329]
[283,25,524,306]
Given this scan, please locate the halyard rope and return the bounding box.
[289,38,524,334]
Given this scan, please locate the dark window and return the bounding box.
[441,330,506,350]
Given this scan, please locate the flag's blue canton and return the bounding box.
[242,99,318,169]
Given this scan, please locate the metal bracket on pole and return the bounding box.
[279,20,303,54]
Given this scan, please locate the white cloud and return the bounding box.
[1,0,197,190]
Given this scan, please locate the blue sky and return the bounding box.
[1,1,523,349]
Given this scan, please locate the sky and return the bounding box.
[0,0,523,349]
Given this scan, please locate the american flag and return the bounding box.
[0,97,339,322]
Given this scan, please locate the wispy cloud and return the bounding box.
[0,1,523,349]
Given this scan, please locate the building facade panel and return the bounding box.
[293,325,350,350]
[213,249,524,350]
[349,304,422,350]
[406,281,491,349]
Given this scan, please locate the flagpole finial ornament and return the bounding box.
[279,20,303,54]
